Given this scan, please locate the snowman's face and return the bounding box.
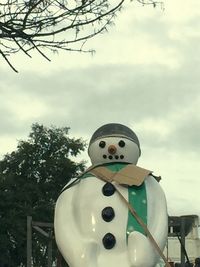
[88,136,140,166]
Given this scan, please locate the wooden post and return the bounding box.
[56,250,62,267]
[27,216,32,267]
[27,217,55,266]
[180,216,185,267]
[48,230,53,267]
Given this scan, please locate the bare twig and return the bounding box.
[0,49,18,72]
[0,0,163,72]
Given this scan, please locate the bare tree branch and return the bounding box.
[135,0,164,8]
[0,0,163,72]
[0,48,18,72]
[13,36,32,57]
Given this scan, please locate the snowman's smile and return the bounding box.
[103,154,124,160]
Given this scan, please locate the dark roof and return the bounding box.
[168,215,198,236]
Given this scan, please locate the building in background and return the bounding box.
[166,215,200,266]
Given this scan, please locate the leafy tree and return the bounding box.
[0,0,162,72]
[0,123,86,267]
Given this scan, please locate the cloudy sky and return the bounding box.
[1,0,200,219]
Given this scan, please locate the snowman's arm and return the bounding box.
[145,175,168,251]
[127,176,168,267]
[54,182,85,267]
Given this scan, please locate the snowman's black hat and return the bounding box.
[89,123,141,155]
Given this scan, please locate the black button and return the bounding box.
[102,207,115,222]
[102,182,116,196]
[102,233,116,249]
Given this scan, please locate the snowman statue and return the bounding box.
[54,123,168,267]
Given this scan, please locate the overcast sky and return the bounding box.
[1,0,200,219]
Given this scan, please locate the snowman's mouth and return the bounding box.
[103,154,124,160]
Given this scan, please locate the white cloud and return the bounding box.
[8,95,47,121]
[134,118,173,143]
[163,0,200,23]
[0,137,19,158]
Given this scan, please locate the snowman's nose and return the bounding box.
[108,145,117,155]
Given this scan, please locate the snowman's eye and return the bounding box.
[118,140,125,147]
[99,141,106,148]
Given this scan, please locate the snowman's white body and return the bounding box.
[54,132,168,267]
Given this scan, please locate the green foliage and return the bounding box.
[0,123,86,266]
